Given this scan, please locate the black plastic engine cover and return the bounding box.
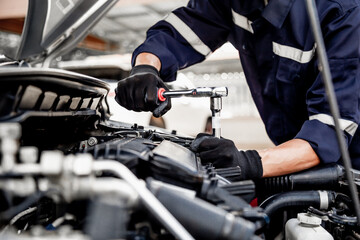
[0,67,110,149]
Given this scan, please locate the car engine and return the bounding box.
[0,67,359,240]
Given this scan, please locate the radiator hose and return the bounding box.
[259,190,336,221]
[255,163,344,196]
[148,179,256,240]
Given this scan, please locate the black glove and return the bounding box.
[191,133,263,180]
[115,65,171,117]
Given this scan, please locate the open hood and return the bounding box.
[14,0,118,67]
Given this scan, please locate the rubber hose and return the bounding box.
[255,164,344,195]
[0,191,47,222]
[259,190,335,221]
[151,183,256,240]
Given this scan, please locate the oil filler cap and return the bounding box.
[297,213,322,226]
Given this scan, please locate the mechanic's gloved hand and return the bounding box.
[191,133,263,180]
[115,65,171,117]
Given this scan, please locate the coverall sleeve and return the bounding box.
[295,3,360,164]
[131,0,232,82]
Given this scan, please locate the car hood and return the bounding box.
[14,0,118,67]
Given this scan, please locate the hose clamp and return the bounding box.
[318,190,329,209]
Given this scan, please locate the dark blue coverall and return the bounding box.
[132,0,360,169]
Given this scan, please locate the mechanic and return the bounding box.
[115,0,360,180]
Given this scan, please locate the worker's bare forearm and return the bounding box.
[258,139,320,177]
[135,52,161,71]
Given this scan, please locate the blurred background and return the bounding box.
[0,0,273,150]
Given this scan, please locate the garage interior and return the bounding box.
[0,1,359,240]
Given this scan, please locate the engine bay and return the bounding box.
[0,68,359,240]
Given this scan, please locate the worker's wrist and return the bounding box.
[257,148,269,177]
[130,65,160,77]
[237,150,263,179]
[134,52,161,71]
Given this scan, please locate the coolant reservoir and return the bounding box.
[285,213,333,240]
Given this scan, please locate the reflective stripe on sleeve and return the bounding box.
[273,42,316,63]
[164,13,212,56]
[309,113,358,136]
[231,9,254,33]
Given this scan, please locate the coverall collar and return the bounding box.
[262,0,296,28]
